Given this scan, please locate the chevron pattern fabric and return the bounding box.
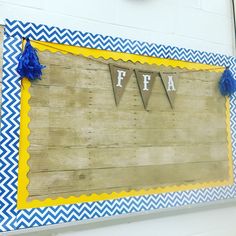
[0,19,236,233]
[0,35,22,232]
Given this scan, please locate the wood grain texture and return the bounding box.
[27,50,230,200]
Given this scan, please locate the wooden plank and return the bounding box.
[28,127,227,148]
[28,161,229,198]
[29,89,226,116]
[40,66,219,96]
[28,144,228,172]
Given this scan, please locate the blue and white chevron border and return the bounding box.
[0,19,236,233]
[0,35,22,232]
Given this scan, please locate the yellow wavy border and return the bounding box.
[31,40,225,71]
[17,41,234,209]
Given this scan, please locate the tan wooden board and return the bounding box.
[27,50,230,201]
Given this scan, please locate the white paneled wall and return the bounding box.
[0,0,234,54]
[0,0,235,235]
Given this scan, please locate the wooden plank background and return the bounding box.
[26,50,229,201]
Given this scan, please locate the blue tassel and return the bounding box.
[17,38,45,81]
[219,68,236,96]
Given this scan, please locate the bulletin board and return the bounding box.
[0,19,236,233]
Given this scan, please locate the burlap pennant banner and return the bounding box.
[134,70,156,110]
[109,64,180,110]
[160,72,178,109]
[109,64,133,106]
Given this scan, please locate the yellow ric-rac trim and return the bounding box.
[17,40,234,209]
[32,40,225,71]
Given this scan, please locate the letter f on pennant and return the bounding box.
[116,70,126,87]
[109,64,133,106]
[134,70,156,110]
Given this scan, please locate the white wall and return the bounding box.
[0,0,235,55]
[0,0,236,235]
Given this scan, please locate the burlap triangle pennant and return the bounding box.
[109,64,133,106]
[134,70,156,110]
[160,72,178,109]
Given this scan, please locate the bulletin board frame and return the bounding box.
[0,19,236,232]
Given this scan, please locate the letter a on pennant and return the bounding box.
[109,64,133,106]
[160,72,178,109]
[134,70,156,110]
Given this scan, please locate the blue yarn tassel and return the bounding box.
[17,38,45,81]
[219,68,236,96]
